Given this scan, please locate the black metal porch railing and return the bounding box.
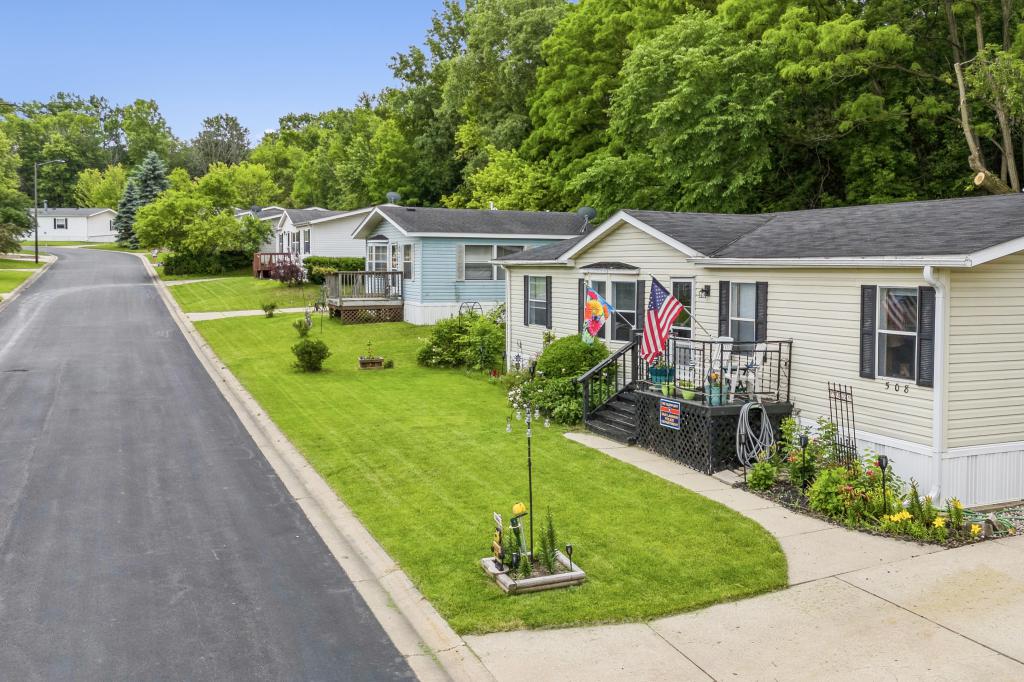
[578,336,792,420]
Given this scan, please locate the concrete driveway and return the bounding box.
[0,248,414,680]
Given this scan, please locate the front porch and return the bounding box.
[324,270,404,323]
[578,336,794,473]
[252,252,293,278]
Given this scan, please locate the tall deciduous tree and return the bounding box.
[188,114,250,175]
[0,129,32,253]
[73,164,128,208]
[118,99,174,166]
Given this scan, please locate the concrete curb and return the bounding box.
[0,256,56,315]
[138,255,492,682]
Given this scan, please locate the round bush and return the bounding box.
[292,338,331,372]
[535,335,609,378]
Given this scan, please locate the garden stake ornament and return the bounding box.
[878,454,890,514]
[799,433,809,491]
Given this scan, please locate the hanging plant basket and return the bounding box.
[479,550,585,594]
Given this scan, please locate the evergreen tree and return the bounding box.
[112,179,140,246]
[113,151,168,247]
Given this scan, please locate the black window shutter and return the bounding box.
[718,281,730,337]
[523,276,530,326]
[545,276,553,329]
[917,286,936,387]
[635,280,646,334]
[859,285,877,379]
[577,279,585,334]
[755,281,768,342]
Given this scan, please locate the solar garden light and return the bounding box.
[799,433,810,491]
[877,455,890,514]
[565,544,574,571]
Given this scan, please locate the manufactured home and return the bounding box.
[340,205,589,324]
[33,208,118,242]
[497,194,1024,508]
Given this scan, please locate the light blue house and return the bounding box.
[352,205,588,324]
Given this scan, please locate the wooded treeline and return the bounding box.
[3,0,1024,229]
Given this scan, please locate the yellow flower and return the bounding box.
[970,523,982,538]
[933,516,946,528]
[950,498,964,511]
[512,502,527,515]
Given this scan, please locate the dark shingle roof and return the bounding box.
[285,208,343,225]
[495,234,587,262]
[378,205,587,236]
[711,194,1024,258]
[622,210,770,256]
[35,207,114,217]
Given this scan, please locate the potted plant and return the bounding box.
[678,379,696,401]
[647,355,675,388]
[705,371,728,406]
[358,340,385,370]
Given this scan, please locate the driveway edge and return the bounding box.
[0,257,55,315]
[139,255,493,682]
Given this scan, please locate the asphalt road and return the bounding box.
[0,248,415,680]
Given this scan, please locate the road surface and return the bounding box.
[0,248,414,680]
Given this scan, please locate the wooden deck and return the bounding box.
[324,270,404,323]
[253,252,293,278]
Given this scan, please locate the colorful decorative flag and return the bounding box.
[641,277,684,362]
[582,284,614,343]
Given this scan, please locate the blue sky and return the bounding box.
[1,0,440,141]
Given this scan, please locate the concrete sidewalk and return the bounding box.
[186,307,307,321]
[464,433,1024,681]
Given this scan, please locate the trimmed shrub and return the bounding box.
[262,302,277,318]
[292,338,331,372]
[293,318,310,337]
[417,307,505,371]
[162,250,253,276]
[303,256,366,284]
[535,335,609,378]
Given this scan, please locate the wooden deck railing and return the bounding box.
[325,271,404,301]
[252,252,293,277]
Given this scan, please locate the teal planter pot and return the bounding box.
[648,366,675,387]
[705,382,726,406]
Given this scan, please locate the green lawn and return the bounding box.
[171,277,319,312]
[0,269,35,294]
[0,258,43,269]
[158,267,251,282]
[20,240,90,246]
[195,317,787,634]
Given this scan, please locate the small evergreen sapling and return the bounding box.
[539,509,559,573]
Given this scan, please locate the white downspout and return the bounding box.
[923,265,946,501]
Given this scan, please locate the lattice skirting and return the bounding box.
[634,391,793,473]
[328,305,404,324]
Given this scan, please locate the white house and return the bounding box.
[301,207,373,259]
[33,208,118,242]
[497,194,1024,508]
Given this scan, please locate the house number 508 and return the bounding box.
[885,382,910,394]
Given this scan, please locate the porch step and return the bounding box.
[585,393,638,445]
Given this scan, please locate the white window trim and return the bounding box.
[729,281,757,343]
[671,278,694,338]
[367,241,390,272]
[464,244,527,281]
[584,275,640,343]
[527,275,548,327]
[54,217,68,230]
[402,243,415,281]
[875,284,918,382]
[303,229,311,255]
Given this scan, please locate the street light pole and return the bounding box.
[33,159,65,264]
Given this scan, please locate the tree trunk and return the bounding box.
[973,2,1020,191]
[973,170,1014,194]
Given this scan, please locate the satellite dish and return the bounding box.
[577,206,597,222]
[386,192,402,204]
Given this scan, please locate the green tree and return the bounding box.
[112,179,140,246]
[188,114,250,175]
[118,99,174,165]
[134,189,271,255]
[0,129,32,253]
[195,161,282,209]
[73,164,128,208]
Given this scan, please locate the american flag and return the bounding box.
[641,277,684,363]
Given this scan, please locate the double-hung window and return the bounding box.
[54,218,67,230]
[367,242,389,271]
[729,282,757,344]
[303,229,311,254]
[463,244,525,280]
[527,276,548,326]
[876,287,917,381]
[671,281,693,339]
[402,244,414,280]
[278,233,284,251]
[611,281,637,342]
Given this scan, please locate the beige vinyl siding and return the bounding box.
[506,223,934,446]
[948,253,1024,447]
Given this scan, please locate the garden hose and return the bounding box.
[736,401,775,468]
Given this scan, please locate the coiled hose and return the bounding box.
[736,401,775,468]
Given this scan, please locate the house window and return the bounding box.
[527,276,548,326]
[495,245,524,280]
[464,245,494,280]
[54,218,67,230]
[671,281,693,339]
[402,244,414,280]
[367,243,389,271]
[729,282,756,344]
[291,233,299,255]
[278,233,284,251]
[877,287,917,381]
[303,229,311,254]
[611,281,637,342]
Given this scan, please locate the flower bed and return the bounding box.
[740,418,1017,546]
